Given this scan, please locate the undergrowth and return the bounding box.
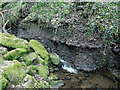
[0,2,119,46]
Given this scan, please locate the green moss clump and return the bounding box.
[48,73,58,81]
[29,65,49,79]
[39,80,50,88]
[29,40,49,66]
[0,47,8,54]
[0,74,8,89]
[0,32,29,50]
[16,74,50,88]
[50,80,63,87]
[4,48,27,60]
[20,52,37,65]
[2,60,27,85]
[50,53,60,65]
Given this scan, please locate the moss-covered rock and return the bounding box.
[29,40,49,66]
[0,74,8,90]
[37,56,45,65]
[0,55,5,61]
[0,47,8,54]
[48,73,58,81]
[50,53,60,65]
[2,60,27,85]
[20,52,37,65]
[50,80,63,88]
[0,32,29,50]
[29,65,49,79]
[16,74,50,88]
[4,48,27,60]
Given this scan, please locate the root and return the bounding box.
[0,11,8,33]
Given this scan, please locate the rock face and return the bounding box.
[0,32,63,89]
[14,22,119,72]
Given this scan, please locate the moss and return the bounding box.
[50,80,63,87]
[29,65,49,79]
[0,47,8,54]
[49,53,60,65]
[0,32,29,50]
[20,52,37,65]
[4,48,27,60]
[29,40,49,66]
[16,74,50,88]
[39,80,50,88]
[0,74,8,89]
[37,56,45,65]
[0,55,5,61]
[48,73,58,81]
[2,60,27,85]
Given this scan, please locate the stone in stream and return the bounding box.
[49,53,60,65]
[29,40,49,66]
[4,48,27,60]
[0,32,29,50]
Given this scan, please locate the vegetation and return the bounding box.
[0,2,119,46]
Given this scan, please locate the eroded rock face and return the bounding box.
[14,22,119,72]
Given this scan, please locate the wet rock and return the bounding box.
[64,76,71,80]
[0,46,8,54]
[29,40,49,66]
[50,53,60,65]
[1,60,27,85]
[0,32,29,50]
[4,48,27,60]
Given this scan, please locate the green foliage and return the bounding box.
[86,2,119,45]
[2,2,26,23]
[23,2,71,28]
[1,2,119,46]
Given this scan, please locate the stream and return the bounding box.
[53,59,120,88]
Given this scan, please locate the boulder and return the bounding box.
[50,53,60,65]
[1,60,27,85]
[4,48,27,60]
[29,65,49,79]
[0,32,29,50]
[16,74,50,88]
[29,40,49,66]
[19,52,37,65]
